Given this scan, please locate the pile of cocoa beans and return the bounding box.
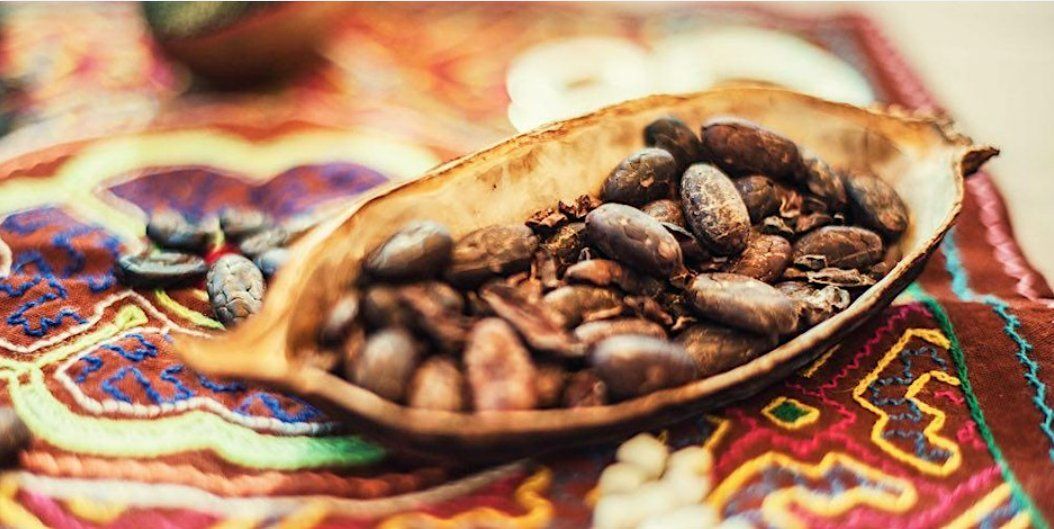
[313,116,907,412]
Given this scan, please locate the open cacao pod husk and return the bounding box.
[178,87,997,460]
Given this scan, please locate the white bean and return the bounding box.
[616,433,668,479]
[597,462,649,496]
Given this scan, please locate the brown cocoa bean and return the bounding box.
[727,233,792,283]
[641,199,686,226]
[542,222,588,271]
[776,282,851,329]
[798,153,847,211]
[573,318,667,346]
[733,176,780,222]
[844,172,909,238]
[585,203,685,277]
[407,356,466,412]
[700,118,803,180]
[320,292,361,346]
[680,164,751,255]
[352,327,420,402]
[564,259,663,296]
[446,224,539,288]
[542,286,625,328]
[363,221,453,282]
[464,318,539,411]
[602,148,679,206]
[793,226,883,271]
[591,335,698,399]
[677,323,778,377]
[480,283,583,358]
[644,116,703,173]
[684,273,799,335]
[562,370,608,408]
[534,363,569,408]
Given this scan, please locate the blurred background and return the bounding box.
[0,2,1049,280]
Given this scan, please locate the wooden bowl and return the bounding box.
[177,87,996,461]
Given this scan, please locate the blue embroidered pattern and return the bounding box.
[866,345,952,463]
[0,209,123,339]
[69,332,326,424]
[942,229,1054,461]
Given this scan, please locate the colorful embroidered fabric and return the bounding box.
[0,4,1051,528]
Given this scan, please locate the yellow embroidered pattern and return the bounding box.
[940,483,1028,529]
[376,467,553,529]
[155,289,224,330]
[761,396,820,430]
[801,346,838,378]
[274,501,332,529]
[852,328,963,476]
[0,474,49,529]
[65,496,127,524]
[707,452,917,529]
[704,415,732,451]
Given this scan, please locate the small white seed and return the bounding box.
[638,504,720,529]
[666,445,714,476]
[615,433,668,479]
[592,481,679,529]
[663,470,711,506]
[597,462,649,496]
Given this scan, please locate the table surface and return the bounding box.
[788,2,1054,286]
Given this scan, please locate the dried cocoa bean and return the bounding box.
[558,195,603,220]
[644,116,702,173]
[480,283,583,358]
[793,226,883,271]
[591,336,698,400]
[602,148,679,206]
[363,221,453,281]
[116,249,207,288]
[535,363,569,408]
[218,207,273,241]
[542,222,588,271]
[759,215,795,238]
[843,172,908,238]
[868,244,903,279]
[727,233,792,283]
[238,228,289,258]
[805,267,877,288]
[662,223,711,263]
[146,209,212,252]
[798,153,847,211]
[253,247,289,278]
[206,254,265,327]
[574,318,667,346]
[562,370,608,407]
[543,285,625,328]
[733,176,780,222]
[680,164,751,255]
[700,118,803,180]
[352,327,420,402]
[407,356,466,412]
[677,323,777,377]
[641,199,685,226]
[776,282,851,329]
[446,224,539,287]
[564,259,663,296]
[684,273,798,335]
[464,318,538,410]
[585,203,685,277]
